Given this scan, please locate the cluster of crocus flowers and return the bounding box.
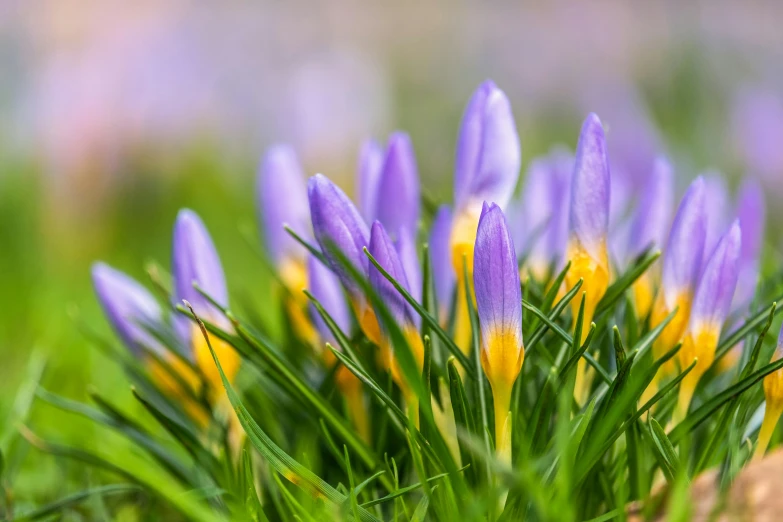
[564,114,611,404]
[92,209,241,425]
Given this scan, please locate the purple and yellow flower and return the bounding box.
[92,262,164,358]
[474,202,524,466]
[627,157,674,318]
[649,178,707,375]
[172,209,241,394]
[429,205,455,324]
[368,221,425,422]
[308,173,380,344]
[258,144,318,344]
[307,254,369,442]
[702,173,730,265]
[755,323,783,461]
[450,80,521,355]
[357,138,384,223]
[733,179,765,310]
[676,221,741,420]
[564,113,611,403]
[375,132,420,236]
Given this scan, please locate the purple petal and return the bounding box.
[690,220,742,328]
[429,205,455,319]
[570,113,611,263]
[396,227,422,304]
[368,221,415,330]
[357,138,384,223]
[92,262,163,356]
[661,177,707,308]
[546,148,574,267]
[375,132,420,235]
[308,174,370,299]
[520,157,553,262]
[454,80,521,213]
[702,173,730,261]
[628,156,674,258]
[307,254,351,341]
[732,87,783,178]
[258,144,312,266]
[473,203,523,347]
[733,178,765,308]
[172,209,228,341]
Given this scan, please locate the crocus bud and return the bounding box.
[473,202,523,466]
[451,80,521,277]
[650,178,707,366]
[628,157,674,318]
[258,144,311,279]
[733,179,765,310]
[368,221,425,387]
[756,324,783,460]
[565,113,611,328]
[429,205,455,324]
[172,209,239,387]
[308,174,379,344]
[375,132,420,236]
[357,138,384,223]
[92,262,163,357]
[677,221,741,419]
[396,226,422,305]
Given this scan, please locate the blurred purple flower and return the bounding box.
[396,227,422,304]
[627,157,674,259]
[92,262,163,356]
[375,132,420,236]
[702,173,730,263]
[733,179,765,309]
[357,138,384,223]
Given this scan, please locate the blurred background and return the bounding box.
[2,0,783,502]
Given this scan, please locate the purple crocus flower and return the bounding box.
[357,138,384,223]
[307,254,351,343]
[172,209,229,345]
[92,262,163,356]
[429,205,455,323]
[565,113,611,330]
[308,174,370,299]
[308,173,378,343]
[257,144,311,271]
[396,227,422,305]
[733,179,765,309]
[375,132,420,236]
[677,220,741,417]
[473,202,524,465]
[368,221,424,374]
[650,177,707,361]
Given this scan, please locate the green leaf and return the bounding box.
[595,250,660,317]
[185,300,382,522]
[11,484,140,521]
[648,418,679,483]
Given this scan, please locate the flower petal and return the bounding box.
[368,221,415,330]
[375,132,420,235]
[92,262,163,356]
[454,80,521,213]
[702,173,730,261]
[307,254,351,342]
[473,202,523,352]
[690,220,742,329]
[258,144,311,266]
[733,178,765,309]
[429,205,455,319]
[357,138,384,223]
[569,113,610,264]
[172,209,228,342]
[308,174,370,298]
[396,227,422,304]
[661,177,707,308]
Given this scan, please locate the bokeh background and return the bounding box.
[2,0,783,503]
